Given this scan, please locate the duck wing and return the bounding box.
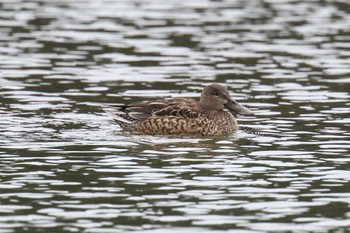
[117,98,200,121]
[153,98,200,119]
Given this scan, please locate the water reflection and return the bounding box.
[1,0,350,232]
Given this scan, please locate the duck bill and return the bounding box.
[225,99,254,115]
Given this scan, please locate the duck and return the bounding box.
[105,83,253,136]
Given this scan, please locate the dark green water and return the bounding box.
[0,0,349,232]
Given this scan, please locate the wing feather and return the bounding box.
[117,98,200,121]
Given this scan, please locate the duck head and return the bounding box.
[199,83,253,115]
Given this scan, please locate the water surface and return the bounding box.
[0,0,350,232]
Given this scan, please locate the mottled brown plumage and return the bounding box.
[106,84,253,136]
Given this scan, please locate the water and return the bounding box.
[0,0,350,232]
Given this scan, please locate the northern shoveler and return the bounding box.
[106,83,253,136]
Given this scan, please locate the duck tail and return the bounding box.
[104,108,132,124]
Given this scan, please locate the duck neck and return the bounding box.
[199,95,220,111]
